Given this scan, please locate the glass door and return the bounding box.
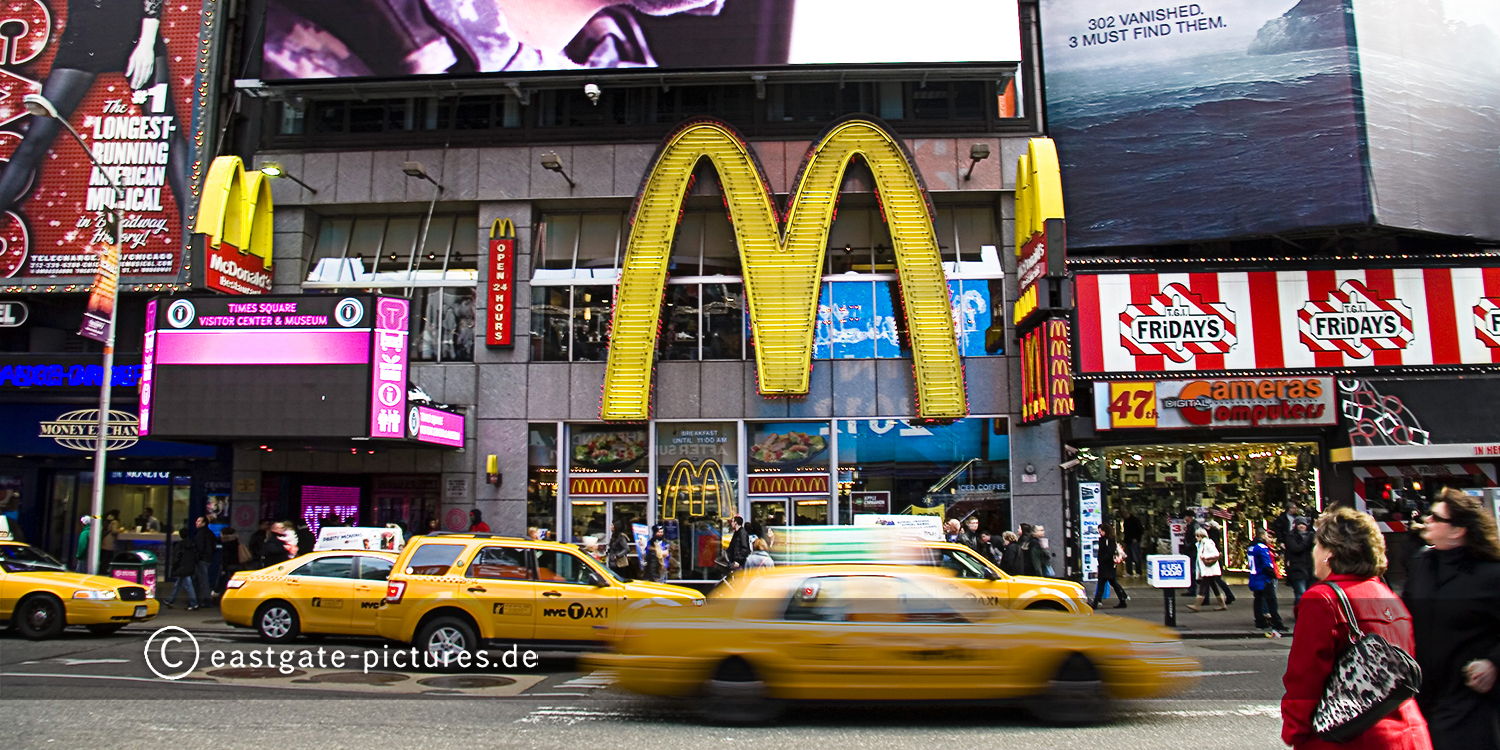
[750,498,789,533]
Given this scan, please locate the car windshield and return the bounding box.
[0,544,66,572]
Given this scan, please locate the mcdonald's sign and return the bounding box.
[1020,317,1074,424]
[601,117,966,422]
[660,459,732,519]
[1012,138,1066,329]
[748,474,830,496]
[486,218,516,347]
[568,476,649,496]
[195,157,274,295]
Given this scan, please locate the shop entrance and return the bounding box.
[567,497,646,544]
[1102,442,1319,570]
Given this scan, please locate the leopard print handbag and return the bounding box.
[1310,582,1423,743]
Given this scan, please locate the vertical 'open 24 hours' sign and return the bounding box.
[1076,268,1500,374]
[486,218,515,347]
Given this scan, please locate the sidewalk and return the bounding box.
[1092,574,1299,639]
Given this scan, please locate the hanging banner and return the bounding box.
[0,0,210,284]
[77,236,120,342]
[1076,268,1500,375]
[486,218,515,347]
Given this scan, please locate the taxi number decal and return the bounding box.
[360,601,383,609]
[492,603,534,616]
[310,597,344,609]
[542,603,608,619]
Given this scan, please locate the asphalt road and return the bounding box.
[0,627,1295,749]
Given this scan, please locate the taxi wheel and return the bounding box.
[87,624,127,635]
[416,617,477,670]
[255,601,301,643]
[1027,653,1110,726]
[699,658,782,726]
[14,595,65,640]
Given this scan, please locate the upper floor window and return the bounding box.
[306,214,479,285]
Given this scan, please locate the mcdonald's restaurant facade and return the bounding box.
[222,80,1072,582]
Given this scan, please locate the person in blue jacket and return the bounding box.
[1247,527,1287,635]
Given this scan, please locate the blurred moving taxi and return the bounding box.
[221,550,398,642]
[376,533,703,658]
[587,565,1197,724]
[923,541,1091,614]
[0,541,158,639]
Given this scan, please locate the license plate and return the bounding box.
[134,606,147,618]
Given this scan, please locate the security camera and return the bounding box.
[584,83,601,105]
[1064,445,1080,457]
[1059,458,1081,471]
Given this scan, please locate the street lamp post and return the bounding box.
[26,93,125,575]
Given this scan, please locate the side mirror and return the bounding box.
[984,567,1000,581]
[590,571,609,588]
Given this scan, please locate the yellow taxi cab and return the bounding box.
[375,533,704,659]
[922,541,1092,614]
[585,564,1198,725]
[221,550,398,642]
[0,541,159,639]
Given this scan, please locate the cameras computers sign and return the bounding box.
[1094,377,1337,431]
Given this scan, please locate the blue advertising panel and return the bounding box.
[835,418,1009,464]
[815,280,1003,359]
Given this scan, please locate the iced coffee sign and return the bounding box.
[1077,268,1500,374]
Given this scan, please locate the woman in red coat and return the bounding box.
[1282,507,1431,750]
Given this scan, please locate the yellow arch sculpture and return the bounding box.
[601,118,966,422]
[195,156,274,267]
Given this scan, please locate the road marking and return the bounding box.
[559,672,615,689]
[1,672,187,685]
[53,658,131,666]
[1183,670,1259,677]
[1133,703,1280,718]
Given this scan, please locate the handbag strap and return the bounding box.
[1324,581,1366,644]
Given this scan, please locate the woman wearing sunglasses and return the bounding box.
[1403,487,1500,750]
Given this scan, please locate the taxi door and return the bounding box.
[942,547,1013,610]
[530,548,617,643]
[283,556,356,632]
[882,575,1003,699]
[351,555,395,635]
[460,545,535,640]
[773,574,909,700]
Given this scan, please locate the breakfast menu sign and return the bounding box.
[0,0,208,283]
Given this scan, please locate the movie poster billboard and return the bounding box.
[262,0,1021,79]
[1040,0,1367,248]
[0,0,208,284]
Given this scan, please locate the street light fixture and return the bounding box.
[539,152,576,188]
[963,143,991,181]
[259,162,318,193]
[26,93,123,575]
[401,162,446,288]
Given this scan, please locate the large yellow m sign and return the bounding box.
[601,117,966,422]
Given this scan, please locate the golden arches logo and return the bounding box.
[748,475,829,496]
[601,117,966,422]
[196,156,273,268]
[661,459,731,519]
[568,476,648,496]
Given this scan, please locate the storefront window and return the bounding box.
[656,422,738,580]
[566,426,650,545]
[412,287,476,362]
[530,287,571,361]
[527,424,559,538]
[836,417,1010,532]
[1102,443,1319,570]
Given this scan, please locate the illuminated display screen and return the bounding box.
[262,0,1021,80]
[1020,317,1074,424]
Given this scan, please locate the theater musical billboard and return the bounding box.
[0,0,218,286]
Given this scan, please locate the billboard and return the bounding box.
[262,0,1021,80]
[0,0,209,284]
[1042,0,1500,248]
[1335,377,1500,462]
[1075,268,1500,376]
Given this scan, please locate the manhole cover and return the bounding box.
[207,668,304,679]
[415,675,516,689]
[305,671,409,685]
